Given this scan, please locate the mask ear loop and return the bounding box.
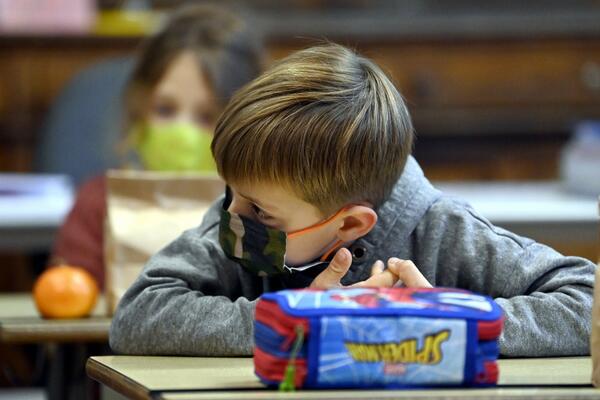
[318,239,345,262]
[287,205,355,262]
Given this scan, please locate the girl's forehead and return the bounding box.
[152,52,214,103]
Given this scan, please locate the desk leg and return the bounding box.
[46,343,103,400]
[46,343,65,400]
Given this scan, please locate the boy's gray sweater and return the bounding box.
[109,157,595,357]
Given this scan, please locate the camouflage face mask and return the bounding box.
[218,190,348,277]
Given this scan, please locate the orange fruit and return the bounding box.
[33,265,99,319]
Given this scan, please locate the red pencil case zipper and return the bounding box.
[477,317,504,340]
[255,298,310,343]
[254,343,307,386]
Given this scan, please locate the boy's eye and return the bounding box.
[251,204,271,220]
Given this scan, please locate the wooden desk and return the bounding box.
[0,174,74,251]
[3,32,600,183]
[0,294,111,400]
[1,176,595,258]
[87,356,599,400]
[0,293,110,343]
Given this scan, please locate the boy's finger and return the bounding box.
[351,269,397,288]
[309,248,352,289]
[387,258,432,288]
[371,260,385,277]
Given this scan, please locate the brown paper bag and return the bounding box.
[105,170,224,314]
[591,196,600,386]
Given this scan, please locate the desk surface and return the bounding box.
[2,179,594,227]
[0,294,111,343]
[87,356,599,400]
[0,174,73,227]
[0,174,73,251]
[435,181,598,224]
[1,179,596,251]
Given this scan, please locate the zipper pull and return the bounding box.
[278,324,305,392]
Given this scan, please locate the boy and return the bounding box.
[110,44,595,357]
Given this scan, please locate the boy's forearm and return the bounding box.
[493,252,595,357]
[495,283,592,356]
[110,291,256,356]
[416,200,595,356]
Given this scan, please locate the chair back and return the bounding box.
[35,56,133,186]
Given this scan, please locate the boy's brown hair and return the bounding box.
[212,44,414,215]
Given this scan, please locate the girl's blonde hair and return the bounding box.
[212,44,414,214]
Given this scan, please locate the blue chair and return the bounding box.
[35,56,134,186]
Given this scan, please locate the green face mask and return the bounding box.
[134,123,216,172]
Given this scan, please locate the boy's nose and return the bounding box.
[227,200,257,222]
[227,198,244,215]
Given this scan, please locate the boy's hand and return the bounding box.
[309,249,432,290]
[309,248,352,289]
[351,258,432,288]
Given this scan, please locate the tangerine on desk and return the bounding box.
[33,265,99,319]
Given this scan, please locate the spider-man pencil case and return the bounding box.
[254,287,503,389]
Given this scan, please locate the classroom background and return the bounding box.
[0,0,599,399]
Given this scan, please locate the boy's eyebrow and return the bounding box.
[237,192,278,214]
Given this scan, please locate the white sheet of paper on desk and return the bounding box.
[0,174,74,227]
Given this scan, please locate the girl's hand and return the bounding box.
[351,258,432,288]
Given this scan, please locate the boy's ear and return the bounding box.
[336,205,378,242]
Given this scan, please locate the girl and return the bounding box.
[50,5,264,288]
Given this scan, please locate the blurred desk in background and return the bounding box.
[0,176,596,259]
[0,293,109,343]
[437,181,598,260]
[2,32,600,180]
[0,174,73,252]
[0,293,110,400]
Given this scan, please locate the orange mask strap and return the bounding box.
[287,205,354,240]
[287,204,366,262]
[319,239,345,262]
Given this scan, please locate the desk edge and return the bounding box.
[86,357,151,400]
